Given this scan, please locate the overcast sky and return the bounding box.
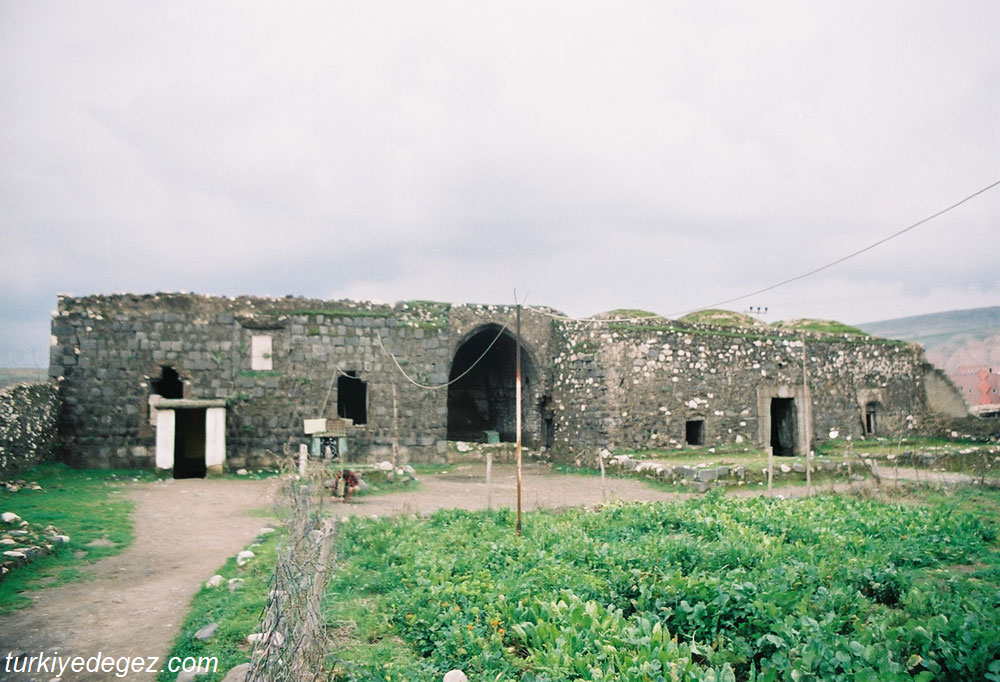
[2,1,998,367]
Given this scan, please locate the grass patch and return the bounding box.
[772,318,869,335]
[157,528,281,682]
[0,463,151,613]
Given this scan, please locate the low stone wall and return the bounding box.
[0,382,61,477]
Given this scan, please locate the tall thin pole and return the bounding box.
[515,301,523,536]
[801,338,812,496]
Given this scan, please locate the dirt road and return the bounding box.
[0,478,278,682]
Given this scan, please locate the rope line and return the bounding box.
[376,324,510,390]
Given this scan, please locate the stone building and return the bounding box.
[48,293,965,474]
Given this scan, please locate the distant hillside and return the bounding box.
[0,368,48,390]
[857,306,1000,373]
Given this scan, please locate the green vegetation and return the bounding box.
[157,529,281,682]
[772,319,869,336]
[602,309,661,319]
[324,489,1000,681]
[0,463,151,613]
[678,309,762,328]
[285,308,393,319]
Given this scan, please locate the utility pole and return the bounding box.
[515,300,523,536]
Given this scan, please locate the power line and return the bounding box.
[529,178,1000,326]
[669,179,1000,317]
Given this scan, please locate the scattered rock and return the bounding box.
[443,671,469,682]
[175,664,211,682]
[377,460,393,471]
[792,462,806,473]
[49,534,71,544]
[236,550,255,566]
[194,623,219,641]
[236,468,248,476]
[247,631,284,647]
[697,468,718,483]
[206,574,224,588]
[228,578,245,592]
[2,512,21,524]
[779,464,792,474]
[220,663,252,682]
[259,527,275,534]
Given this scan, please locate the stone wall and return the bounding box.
[549,318,929,458]
[0,382,61,477]
[50,294,949,471]
[50,294,557,468]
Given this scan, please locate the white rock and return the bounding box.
[259,527,275,534]
[175,664,212,682]
[49,535,71,544]
[236,550,255,566]
[2,512,21,524]
[779,464,792,474]
[3,550,26,559]
[206,574,224,588]
[456,441,472,452]
[377,460,393,471]
[443,671,469,682]
[247,631,284,646]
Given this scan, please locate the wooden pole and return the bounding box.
[515,302,523,536]
[486,451,493,510]
[768,446,774,498]
[598,451,607,504]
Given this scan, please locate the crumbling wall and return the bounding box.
[0,382,61,477]
[50,294,557,468]
[550,319,929,458]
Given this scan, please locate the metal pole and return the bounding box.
[515,301,523,536]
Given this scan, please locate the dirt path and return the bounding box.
[0,478,278,682]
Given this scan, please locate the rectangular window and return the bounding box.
[251,335,272,371]
[337,371,367,425]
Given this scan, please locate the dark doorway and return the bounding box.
[174,408,206,478]
[685,419,705,446]
[540,396,555,450]
[770,398,797,456]
[337,372,367,425]
[447,326,533,442]
[151,366,183,399]
[865,403,879,435]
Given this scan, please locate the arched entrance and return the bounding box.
[447,325,535,442]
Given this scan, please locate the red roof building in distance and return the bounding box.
[952,366,1000,407]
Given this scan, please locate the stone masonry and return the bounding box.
[48,294,963,471]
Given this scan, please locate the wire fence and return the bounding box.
[247,463,336,682]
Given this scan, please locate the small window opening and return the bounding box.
[865,403,879,435]
[685,419,705,446]
[151,366,183,399]
[337,371,367,425]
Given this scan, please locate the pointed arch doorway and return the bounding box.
[447,325,535,443]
